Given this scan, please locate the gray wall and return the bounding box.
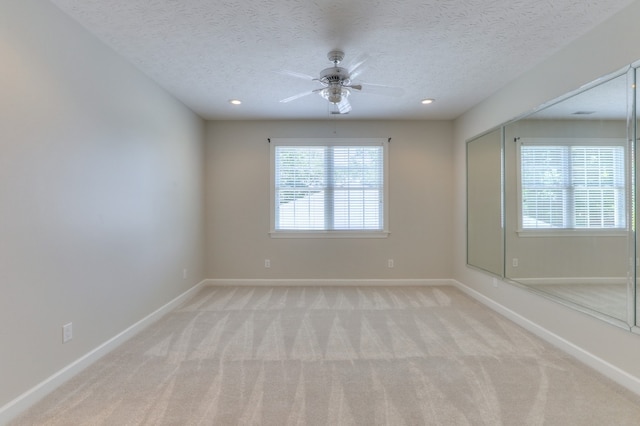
[0,0,206,409]
[204,120,453,280]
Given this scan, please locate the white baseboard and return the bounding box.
[205,278,455,287]
[0,280,208,426]
[451,279,640,397]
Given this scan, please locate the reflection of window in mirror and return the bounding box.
[516,137,626,234]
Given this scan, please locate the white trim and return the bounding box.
[0,280,208,425]
[452,279,640,396]
[269,230,390,239]
[270,138,390,236]
[516,138,628,232]
[269,138,388,147]
[205,278,455,287]
[520,137,627,147]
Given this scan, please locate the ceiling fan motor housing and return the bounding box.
[319,67,351,86]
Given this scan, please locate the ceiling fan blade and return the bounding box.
[280,88,322,103]
[274,69,316,81]
[337,97,351,114]
[358,82,405,97]
[346,53,369,80]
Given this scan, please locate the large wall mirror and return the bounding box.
[468,65,638,330]
[467,128,504,276]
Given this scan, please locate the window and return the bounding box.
[518,138,626,231]
[270,138,388,237]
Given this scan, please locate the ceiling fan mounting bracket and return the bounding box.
[327,50,345,65]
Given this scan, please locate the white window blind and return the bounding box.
[520,140,626,230]
[271,138,388,235]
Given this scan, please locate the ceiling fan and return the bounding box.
[277,50,401,114]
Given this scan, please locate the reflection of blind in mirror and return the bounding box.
[520,139,625,229]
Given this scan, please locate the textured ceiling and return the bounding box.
[50,0,635,120]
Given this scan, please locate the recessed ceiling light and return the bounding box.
[421,98,435,105]
[229,99,242,105]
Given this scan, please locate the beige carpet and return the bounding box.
[11,285,640,425]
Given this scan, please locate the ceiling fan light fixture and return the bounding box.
[321,86,350,104]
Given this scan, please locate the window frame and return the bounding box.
[516,137,628,237]
[269,138,389,238]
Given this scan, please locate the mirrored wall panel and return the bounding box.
[468,66,638,329]
[503,70,633,324]
[467,129,504,276]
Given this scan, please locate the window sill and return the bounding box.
[269,230,390,239]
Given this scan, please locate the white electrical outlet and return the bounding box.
[183,268,188,279]
[388,259,394,268]
[512,258,519,267]
[265,259,271,268]
[62,323,73,343]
